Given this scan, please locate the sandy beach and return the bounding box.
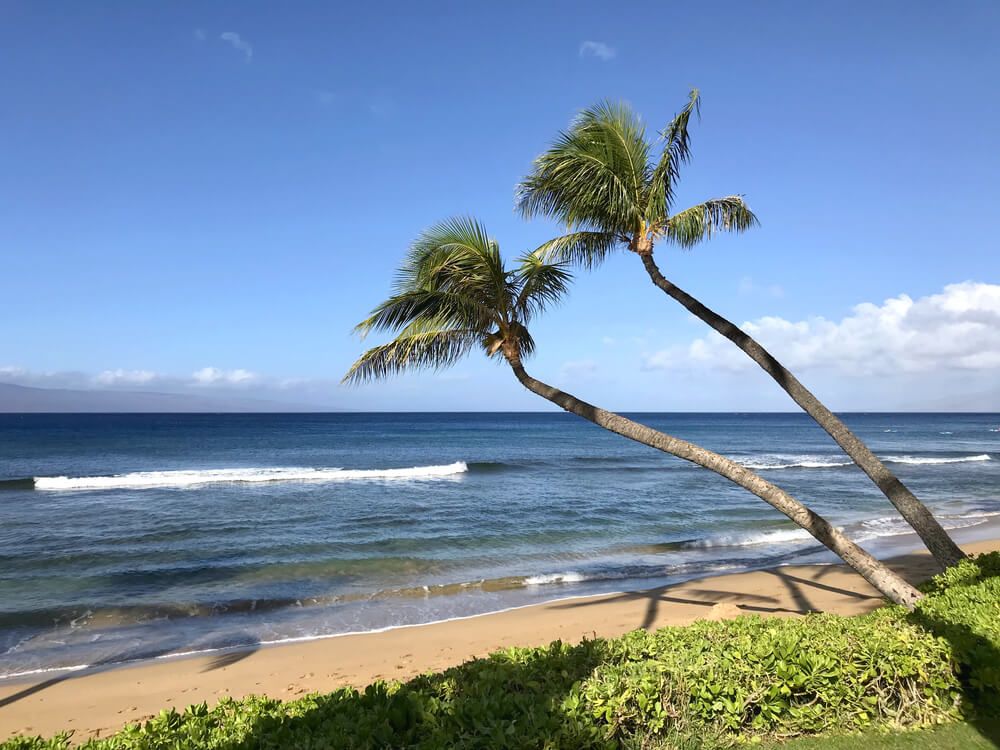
[0,537,995,742]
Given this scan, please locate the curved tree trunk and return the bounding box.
[637,251,965,568]
[504,355,922,608]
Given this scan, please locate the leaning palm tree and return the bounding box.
[344,217,922,607]
[516,91,964,568]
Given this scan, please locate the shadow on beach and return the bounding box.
[0,633,259,711]
[547,552,936,633]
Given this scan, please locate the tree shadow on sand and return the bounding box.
[0,632,259,711]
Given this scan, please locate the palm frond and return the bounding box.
[661,196,759,248]
[396,217,497,293]
[342,325,478,384]
[516,101,648,233]
[646,89,700,220]
[531,230,621,270]
[353,288,495,338]
[513,254,573,320]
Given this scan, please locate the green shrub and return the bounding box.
[4,552,998,750]
[909,553,1000,717]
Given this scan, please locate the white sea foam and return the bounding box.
[685,528,814,549]
[881,454,991,465]
[690,507,1000,551]
[741,455,853,470]
[33,462,469,491]
[741,453,991,470]
[524,572,587,585]
[856,511,1000,542]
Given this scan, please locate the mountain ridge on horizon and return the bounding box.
[0,382,342,413]
[1,381,997,414]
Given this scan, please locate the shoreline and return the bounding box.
[6,513,999,684]
[2,536,998,742]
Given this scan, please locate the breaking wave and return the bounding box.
[881,454,991,465]
[681,528,814,549]
[740,453,991,470]
[28,463,469,491]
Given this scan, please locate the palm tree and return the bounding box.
[515,91,964,568]
[343,218,922,607]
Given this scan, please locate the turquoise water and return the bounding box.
[1,412,998,677]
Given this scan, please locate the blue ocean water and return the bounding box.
[1,412,998,678]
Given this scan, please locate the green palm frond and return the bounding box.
[400,217,510,313]
[516,102,648,232]
[353,288,495,338]
[531,231,621,270]
[342,325,479,384]
[514,254,573,319]
[346,217,571,384]
[397,217,499,292]
[662,196,758,248]
[517,90,758,267]
[646,89,700,220]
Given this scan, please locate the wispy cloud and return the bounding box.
[579,40,616,61]
[220,31,253,62]
[314,89,338,107]
[193,28,207,42]
[560,359,600,381]
[368,91,394,117]
[738,275,785,299]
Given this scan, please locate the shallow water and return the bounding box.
[1,412,997,677]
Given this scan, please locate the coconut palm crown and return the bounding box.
[516,89,757,264]
[343,217,572,384]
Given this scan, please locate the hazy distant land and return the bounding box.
[0,382,339,413]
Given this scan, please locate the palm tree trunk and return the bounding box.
[504,356,922,608]
[637,251,965,568]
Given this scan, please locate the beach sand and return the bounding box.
[2,537,998,742]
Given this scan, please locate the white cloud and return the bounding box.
[94,369,158,386]
[191,367,258,386]
[601,336,617,346]
[193,28,207,42]
[644,282,1000,376]
[220,31,252,62]
[579,40,616,61]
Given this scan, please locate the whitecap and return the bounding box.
[33,462,469,491]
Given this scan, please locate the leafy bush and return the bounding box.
[4,552,998,750]
[909,553,1000,718]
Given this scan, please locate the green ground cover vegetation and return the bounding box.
[4,552,998,749]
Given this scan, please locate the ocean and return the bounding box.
[1,412,998,679]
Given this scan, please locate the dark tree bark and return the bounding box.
[637,251,965,568]
[504,355,923,608]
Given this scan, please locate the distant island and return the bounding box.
[0,382,339,413]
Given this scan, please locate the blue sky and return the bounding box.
[2,1,999,410]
